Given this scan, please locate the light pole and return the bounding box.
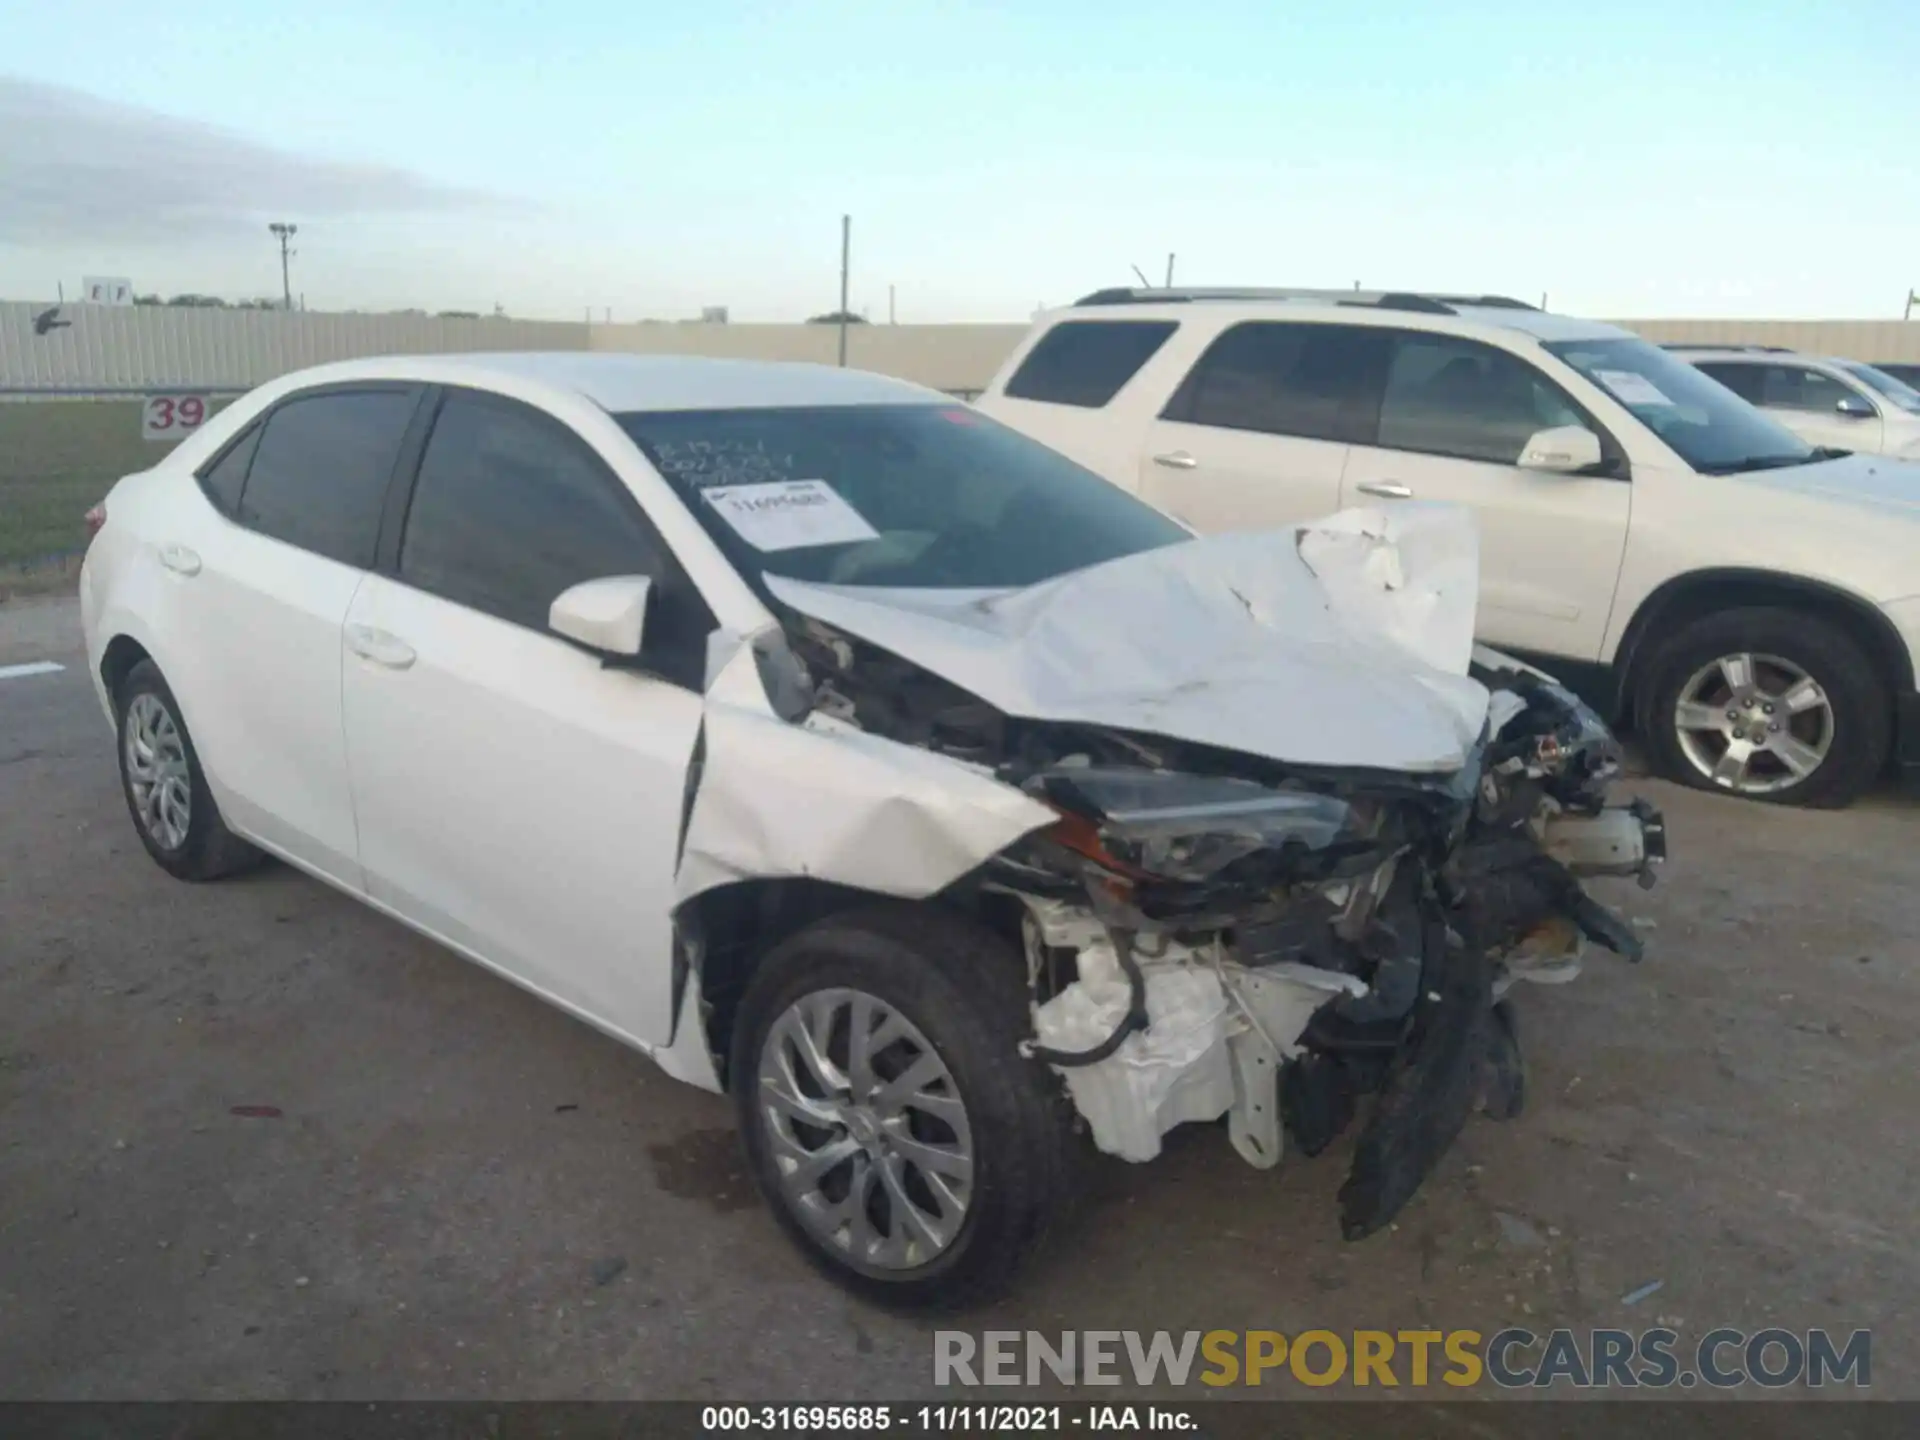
[268,223,298,310]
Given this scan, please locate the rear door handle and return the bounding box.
[1356,480,1414,499]
[345,624,417,671]
[1152,450,1199,470]
[158,544,201,576]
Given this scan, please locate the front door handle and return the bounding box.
[345,624,417,671]
[1357,480,1414,499]
[1152,450,1199,470]
[158,544,201,576]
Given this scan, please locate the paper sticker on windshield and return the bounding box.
[704,479,880,552]
[1595,369,1673,407]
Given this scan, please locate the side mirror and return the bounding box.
[1835,394,1875,418]
[549,575,651,658]
[1518,424,1605,474]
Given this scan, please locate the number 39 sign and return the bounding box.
[142,394,211,442]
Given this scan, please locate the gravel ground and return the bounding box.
[2,593,1915,1402]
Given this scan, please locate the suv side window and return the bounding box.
[1376,334,1585,465]
[238,389,419,567]
[398,390,713,686]
[1758,365,1862,413]
[1162,322,1387,443]
[1002,320,1179,408]
[1695,361,1765,403]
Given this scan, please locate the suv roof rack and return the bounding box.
[1070,286,1541,316]
[1659,342,1794,354]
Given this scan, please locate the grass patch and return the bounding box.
[0,400,230,569]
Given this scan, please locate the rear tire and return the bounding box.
[115,659,263,881]
[731,904,1077,1311]
[1633,606,1888,808]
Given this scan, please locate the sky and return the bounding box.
[0,0,1913,322]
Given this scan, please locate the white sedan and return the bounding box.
[81,353,1662,1308]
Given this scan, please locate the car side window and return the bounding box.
[1376,334,1584,465]
[238,390,419,567]
[1696,362,1765,404]
[399,389,673,630]
[1758,365,1861,413]
[1162,322,1386,443]
[196,424,261,517]
[1002,321,1179,408]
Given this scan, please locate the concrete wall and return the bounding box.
[5,300,1919,398]
[1612,319,1920,363]
[587,321,1026,394]
[0,302,588,395]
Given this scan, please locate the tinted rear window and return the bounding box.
[618,403,1187,591]
[238,390,417,567]
[1002,320,1178,408]
[1163,322,1387,444]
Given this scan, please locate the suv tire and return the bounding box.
[731,904,1078,1311]
[1634,606,1889,808]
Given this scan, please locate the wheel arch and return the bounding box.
[672,876,1025,1092]
[1614,569,1913,723]
[99,633,155,704]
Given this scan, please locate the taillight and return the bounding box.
[84,503,107,537]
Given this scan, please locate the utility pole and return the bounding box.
[837,215,852,366]
[268,222,297,309]
[889,284,896,325]
[1906,289,1918,321]
[1165,253,1175,287]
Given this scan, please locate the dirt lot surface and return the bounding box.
[3,593,1915,1402]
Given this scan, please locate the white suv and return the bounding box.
[978,288,1920,807]
[1668,345,1920,459]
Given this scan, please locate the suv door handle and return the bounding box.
[345,624,417,671]
[1357,480,1414,499]
[1152,450,1199,470]
[158,544,201,576]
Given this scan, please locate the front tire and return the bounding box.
[1634,606,1889,808]
[731,905,1076,1311]
[115,659,263,880]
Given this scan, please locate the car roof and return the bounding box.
[264,351,945,413]
[1044,291,1629,344]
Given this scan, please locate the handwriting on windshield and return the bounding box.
[648,437,799,489]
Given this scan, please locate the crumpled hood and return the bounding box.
[1739,451,1920,517]
[764,504,1493,774]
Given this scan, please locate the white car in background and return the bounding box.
[1668,345,1920,458]
[79,353,1661,1308]
[977,287,1920,808]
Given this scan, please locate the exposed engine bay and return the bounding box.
[773,610,1665,1240]
[676,507,1668,1241]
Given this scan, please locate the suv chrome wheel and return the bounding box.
[1673,650,1833,795]
[755,987,974,1276]
[124,691,192,849]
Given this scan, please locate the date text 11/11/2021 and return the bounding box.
[700,1405,1199,1432]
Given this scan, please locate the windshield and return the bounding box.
[1839,361,1920,414]
[617,403,1189,592]
[1544,338,1818,474]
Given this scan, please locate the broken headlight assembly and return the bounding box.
[1027,765,1389,886]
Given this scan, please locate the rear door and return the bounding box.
[158,385,424,885]
[1134,321,1382,532]
[340,387,712,1045]
[1337,332,1630,662]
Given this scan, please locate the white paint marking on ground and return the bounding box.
[0,661,66,681]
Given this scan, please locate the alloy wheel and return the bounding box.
[1673,651,1833,796]
[755,987,974,1275]
[125,692,193,849]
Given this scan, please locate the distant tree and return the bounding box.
[806,310,868,325]
[166,294,227,307]
[134,293,163,306]
[437,309,481,319]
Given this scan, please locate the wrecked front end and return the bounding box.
[991,656,1664,1240]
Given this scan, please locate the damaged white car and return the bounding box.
[80,354,1666,1309]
